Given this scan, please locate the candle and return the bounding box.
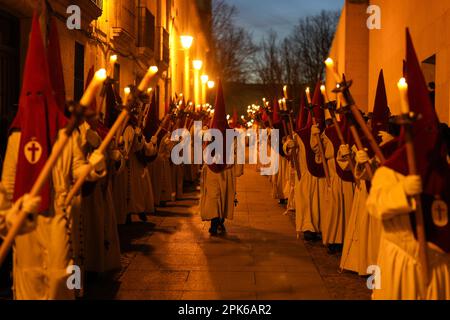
[138,66,158,92]
[283,85,288,99]
[325,57,342,83]
[320,85,330,103]
[397,77,410,114]
[123,87,131,103]
[80,68,107,107]
[109,55,118,76]
[305,87,312,105]
[278,99,283,111]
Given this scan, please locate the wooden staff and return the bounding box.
[337,77,386,164]
[155,114,171,137]
[0,105,87,266]
[64,109,129,207]
[282,88,301,180]
[306,88,331,186]
[398,78,429,290]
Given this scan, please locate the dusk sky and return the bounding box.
[225,0,345,42]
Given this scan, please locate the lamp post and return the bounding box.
[201,74,209,104]
[192,60,203,105]
[180,35,193,100]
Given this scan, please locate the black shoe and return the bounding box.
[218,218,226,234]
[209,218,220,236]
[327,244,343,255]
[303,231,318,242]
[138,212,148,222]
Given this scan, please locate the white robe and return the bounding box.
[367,167,450,300]
[272,155,290,200]
[200,165,243,221]
[0,182,12,237]
[313,132,354,245]
[2,130,102,300]
[293,134,323,233]
[340,155,381,275]
[123,126,155,214]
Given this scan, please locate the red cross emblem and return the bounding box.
[24,139,43,164]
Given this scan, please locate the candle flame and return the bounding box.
[325,57,334,67]
[110,55,118,63]
[95,68,107,81]
[398,77,408,89]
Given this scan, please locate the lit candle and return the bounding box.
[138,66,158,92]
[283,85,288,99]
[80,68,107,107]
[325,57,342,83]
[278,99,283,111]
[109,54,118,76]
[123,87,131,103]
[305,87,312,105]
[397,77,410,114]
[320,85,329,103]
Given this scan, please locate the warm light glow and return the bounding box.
[80,68,107,107]
[138,66,158,92]
[227,114,230,120]
[325,57,334,68]
[147,87,153,94]
[123,87,131,102]
[180,35,194,50]
[305,87,312,105]
[110,55,118,63]
[149,66,159,74]
[124,87,131,95]
[283,85,288,99]
[325,57,341,83]
[207,80,215,89]
[320,85,329,103]
[193,60,203,70]
[201,75,209,84]
[397,77,410,114]
[241,115,245,119]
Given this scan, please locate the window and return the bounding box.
[422,54,436,108]
[74,42,85,101]
[137,7,155,49]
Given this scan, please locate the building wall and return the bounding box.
[0,0,212,122]
[328,0,450,123]
[368,0,450,122]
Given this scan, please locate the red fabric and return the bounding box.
[144,93,160,140]
[296,82,326,178]
[371,70,390,142]
[208,80,229,173]
[10,12,68,212]
[230,108,239,129]
[272,99,281,125]
[385,29,450,252]
[47,17,66,112]
[296,94,309,131]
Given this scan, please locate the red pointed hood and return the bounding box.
[309,81,325,129]
[371,70,390,140]
[10,12,68,211]
[385,29,450,252]
[144,92,160,140]
[47,17,66,111]
[272,98,281,125]
[296,94,309,131]
[208,80,229,173]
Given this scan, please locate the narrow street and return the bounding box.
[88,164,370,300]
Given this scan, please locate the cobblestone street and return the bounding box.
[88,164,371,300]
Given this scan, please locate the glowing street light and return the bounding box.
[192,60,203,104]
[201,75,209,104]
[181,36,194,100]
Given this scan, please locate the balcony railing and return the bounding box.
[137,7,155,50]
[90,0,103,9]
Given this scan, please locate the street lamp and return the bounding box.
[201,74,209,104]
[192,60,203,105]
[180,35,193,100]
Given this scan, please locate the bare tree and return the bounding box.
[288,10,340,87]
[255,31,284,99]
[212,0,259,83]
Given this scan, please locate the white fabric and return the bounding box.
[367,167,450,300]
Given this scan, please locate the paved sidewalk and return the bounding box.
[89,164,332,300]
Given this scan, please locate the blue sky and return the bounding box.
[225,0,345,42]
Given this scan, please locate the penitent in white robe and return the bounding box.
[2,130,102,300]
[313,133,354,245]
[367,167,450,300]
[200,164,243,221]
[157,134,174,203]
[0,182,12,237]
[123,126,155,215]
[272,155,290,200]
[293,134,322,234]
[340,152,381,275]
